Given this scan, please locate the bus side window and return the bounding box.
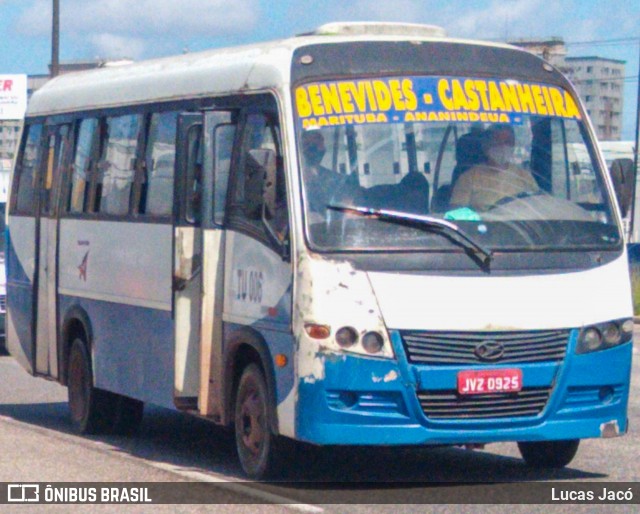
[86,119,110,214]
[229,113,288,248]
[210,114,237,226]
[143,111,178,217]
[40,125,71,216]
[12,123,44,215]
[185,124,204,225]
[68,118,98,214]
[99,114,142,216]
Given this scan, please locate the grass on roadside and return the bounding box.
[631,267,640,316]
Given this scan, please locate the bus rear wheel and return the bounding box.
[67,338,114,434]
[517,439,580,468]
[234,363,280,479]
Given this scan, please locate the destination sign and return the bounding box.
[295,76,581,128]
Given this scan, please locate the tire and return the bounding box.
[67,338,115,434]
[234,363,280,479]
[517,439,580,468]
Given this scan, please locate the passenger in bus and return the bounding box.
[431,128,485,212]
[301,130,357,214]
[449,123,539,211]
[396,171,430,214]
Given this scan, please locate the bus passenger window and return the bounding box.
[100,114,141,216]
[229,112,287,245]
[13,123,43,214]
[185,124,203,224]
[236,114,278,220]
[40,126,70,216]
[211,115,237,226]
[42,135,56,215]
[144,111,178,216]
[265,154,289,243]
[69,118,98,213]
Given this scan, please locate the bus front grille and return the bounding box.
[400,329,570,365]
[417,387,551,419]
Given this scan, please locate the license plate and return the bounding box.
[457,368,522,395]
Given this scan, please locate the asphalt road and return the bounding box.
[0,328,639,512]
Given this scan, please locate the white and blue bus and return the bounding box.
[7,22,634,478]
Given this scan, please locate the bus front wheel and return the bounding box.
[234,363,280,479]
[517,439,580,468]
[67,338,114,434]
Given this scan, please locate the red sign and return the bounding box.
[457,368,522,395]
[0,74,27,120]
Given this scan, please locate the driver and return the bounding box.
[301,130,356,214]
[450,124,539,211]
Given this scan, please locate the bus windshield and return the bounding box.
[295,75,620,253]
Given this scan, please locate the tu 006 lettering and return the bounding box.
[236,269,264,303]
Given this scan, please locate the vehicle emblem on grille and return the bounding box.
[474,340,505,361]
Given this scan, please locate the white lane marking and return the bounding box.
[148,461,324,513]
[0,413,323,513]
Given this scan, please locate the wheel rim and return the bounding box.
[239,381,266,458]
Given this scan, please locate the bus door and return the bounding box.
[35,124,70,377]
[173,111,238,417]
[198,111,237,419]
[173,113,204,409]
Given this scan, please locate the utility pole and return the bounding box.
[51,0,60,77]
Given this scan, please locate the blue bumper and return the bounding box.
[295,330,632,445]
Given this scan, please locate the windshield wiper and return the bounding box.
[327,204,493,268]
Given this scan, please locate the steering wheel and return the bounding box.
[487,190,543,210]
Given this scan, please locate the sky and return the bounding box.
[0,0,639,138]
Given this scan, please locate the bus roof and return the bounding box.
[26,26,538,118]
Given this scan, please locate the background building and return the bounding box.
[509,38,625,141]
[507,37,568,70]
[0,123,21,163]
[0,74,27,165]
[564,56,625,141]
[0,59,133,165]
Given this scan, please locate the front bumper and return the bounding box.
[295,330,632,445]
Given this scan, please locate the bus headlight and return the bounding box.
[602,323,621,346]
[331,326,391,356]
[577,318,633,354]
[362,331,384,354]
[581,327,602,352]
[621,319,634,337]
[335,326,358,348]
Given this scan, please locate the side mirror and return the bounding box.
[609,158,635,218]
